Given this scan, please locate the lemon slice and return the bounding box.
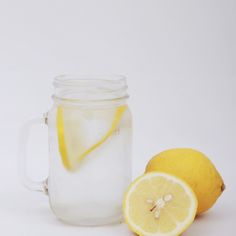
[57,105,127,171]
[123,172,197,236]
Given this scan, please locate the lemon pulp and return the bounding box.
[123,172,197,236]
[57,105,127,171]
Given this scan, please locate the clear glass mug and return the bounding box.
[19,75,132,226]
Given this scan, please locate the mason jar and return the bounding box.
[19,75,132,226]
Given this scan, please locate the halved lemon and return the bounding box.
[57,105,127,171]
[123,172,197,236]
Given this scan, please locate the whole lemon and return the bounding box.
[145,148,225,214]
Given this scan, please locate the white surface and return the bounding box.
[0,0,235,235]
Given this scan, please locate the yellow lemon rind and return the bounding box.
[57,105,127,171]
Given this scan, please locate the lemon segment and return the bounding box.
[123,172,197,236]
[56,105,127,171]
[77,105,127,164]
[57,107,71,170]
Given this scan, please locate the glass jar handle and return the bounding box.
[18,114,48,194]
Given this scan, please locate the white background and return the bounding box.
[0,0,235,235]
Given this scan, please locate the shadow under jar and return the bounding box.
[19,75,132,226]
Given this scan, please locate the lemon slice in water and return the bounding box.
[57,105,127,171]
[123,172,197,236]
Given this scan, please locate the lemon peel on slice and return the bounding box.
[57,105,127,171]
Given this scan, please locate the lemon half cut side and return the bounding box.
[123,172,198,236]
[57,105,127,171]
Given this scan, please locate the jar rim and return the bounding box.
[53,74,129,106]
[54,74,127,87]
